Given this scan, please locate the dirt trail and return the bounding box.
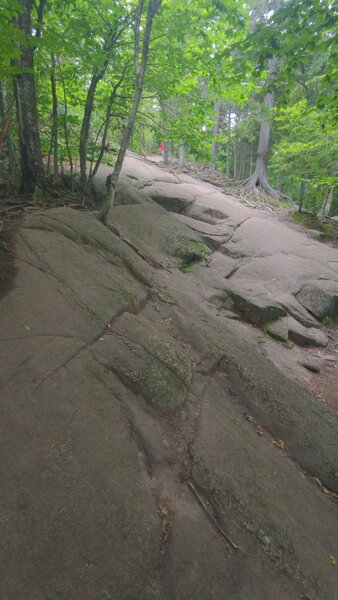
[0,154,337,600]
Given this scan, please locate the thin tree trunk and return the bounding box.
[50,53,59,180]
[211,99,221,168]
[46,129,53,174]
[321,187,333,219]
[90,67,130,180]
[79,74,102,188]
[239,142,244,180]
[13,0,45,193]
[226,107,231,178]
[328,187,338,217]
[159,99,170,165]
[178,144,184,168]
[233,138,238,180]
[299,180,306,213]
[249,142,254,175]
[57,57,73,177]
[162,142,169,165]
[99,0,163,222]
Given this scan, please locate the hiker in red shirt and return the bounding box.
[159,142,165,158]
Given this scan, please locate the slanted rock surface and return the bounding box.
[0,153,337,600]
[288,315,329,347]
[296,280,338,320]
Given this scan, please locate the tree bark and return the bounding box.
[0,117,12,153]
[178,144,184,168]
[90,66,129,180]
[328,188,338,217]
[79,74,102,188]
[57,57,73,177]
[244,57,284,199]
[226,107,231,178]
[50,54,59,180]
[211,99,221,168]
[321,187,333,219]
[99,0,163,223]
[299,180,306,213]
[233,138,238,180]
[13,0,44,193]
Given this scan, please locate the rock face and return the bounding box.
[0,156,338,600]
[264,317,289,343]
[296,280,338,320]
[111,203,210,263]
[92,313,192,411]
[223,283,287,325]
[288,316,329,347]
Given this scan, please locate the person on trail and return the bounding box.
[159,142,165,158]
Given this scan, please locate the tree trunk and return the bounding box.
[226,107,231,178]
[245,57,283,199]
[321,187,333,219]
[0,82,18,184]
[211,99,221,168]
[90,67,130,180]
[0,117,12,153]
[13,0,44,193]
[79,74,102,188]
[233,138,238,180]
[50,54,59,180]
[99,0,163,222]
[178,144,184,169]
[159,99,170,165]
[57,57,73,177]
[328,187,338,217]
[162,143,169,165]
[299,180,306,213]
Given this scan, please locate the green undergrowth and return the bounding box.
[179,262,195,273]
[322,315,338,327]
[289,211,337,244]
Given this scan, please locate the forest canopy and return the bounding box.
[0,0,337,216]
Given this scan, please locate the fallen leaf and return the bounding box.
[243,413,254,422]
[272,439,286,452]
[23,324,31,331]
[329,555,336,566]
[255,425,264,436]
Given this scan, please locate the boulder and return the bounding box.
[173,213,234,248]
[223,283,286,325]
[296,280,338,320]
[146,181,199,213]
[264,317,289,343]
[115,183,152,205]
[109,203,210,263]
[276,293,321,328]
[288,316,329,347]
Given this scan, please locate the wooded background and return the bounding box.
[0,0,337,216]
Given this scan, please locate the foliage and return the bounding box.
[0,0,337,203]
[270,100,338,210]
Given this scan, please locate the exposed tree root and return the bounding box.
[240,171,290,204]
